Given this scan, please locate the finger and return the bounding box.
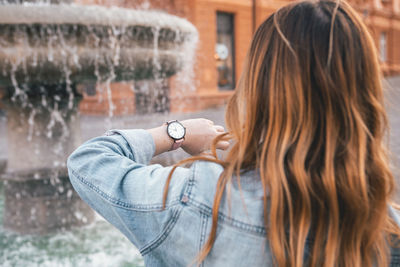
[214,125,225,132]
[206,119,214,125]
[216,141,230,150]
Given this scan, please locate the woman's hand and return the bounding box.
[147,118,230,156]
[180,118,230,155]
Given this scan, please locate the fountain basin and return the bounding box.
[0,3,198,234]
[2,168,94,235]
[0,4,197,87]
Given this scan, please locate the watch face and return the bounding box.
[167,121,185,140]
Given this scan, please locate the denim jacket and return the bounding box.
[67,129,400,267]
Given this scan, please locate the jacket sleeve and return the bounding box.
[67,129,192,252]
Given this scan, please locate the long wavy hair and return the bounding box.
[164,0,400,266]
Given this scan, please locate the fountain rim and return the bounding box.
[1,167,69,182]
[0,4,198,34]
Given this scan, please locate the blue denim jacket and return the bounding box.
[67,129,400,266]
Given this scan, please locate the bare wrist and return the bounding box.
[147,125,173,156]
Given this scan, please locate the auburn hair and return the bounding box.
[163,0,400,266]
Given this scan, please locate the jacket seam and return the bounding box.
[198,211,208,267]
[188,198,267,236]
[183,161,196,198]
[199,211,208,250]
[139,205,183,255]
[139,164,196,255]
[70,168,180,211]
[183,162,265,236]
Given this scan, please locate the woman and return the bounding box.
[67,0,400,266]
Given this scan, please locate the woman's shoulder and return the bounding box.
[187,160,224,203]
[193,160,224,175]
[185,161,266,234]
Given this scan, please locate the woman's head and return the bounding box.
[166,0,399,266]
[227,0,384,171]
[223,0,398,266]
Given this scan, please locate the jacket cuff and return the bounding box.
[106,129,156,165]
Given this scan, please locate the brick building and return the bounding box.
[77,0,400,114]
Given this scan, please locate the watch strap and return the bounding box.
[171,138,184,151]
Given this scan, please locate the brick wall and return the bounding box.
[74,0,400,115]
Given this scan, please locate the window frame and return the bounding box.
[216,11,236,91]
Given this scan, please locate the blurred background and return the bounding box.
[0,0,399,266]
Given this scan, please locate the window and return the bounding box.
[216,12,235,90]
[381,0,392,9]
[380,32,387,62]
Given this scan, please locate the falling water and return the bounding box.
[0,182,144,267]
[0,2,197,163]
[0,1,198,265]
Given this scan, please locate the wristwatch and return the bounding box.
[165,120,186,151]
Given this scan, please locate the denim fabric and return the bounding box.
[67,129,400,266]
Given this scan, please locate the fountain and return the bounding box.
[0,2,197,235]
